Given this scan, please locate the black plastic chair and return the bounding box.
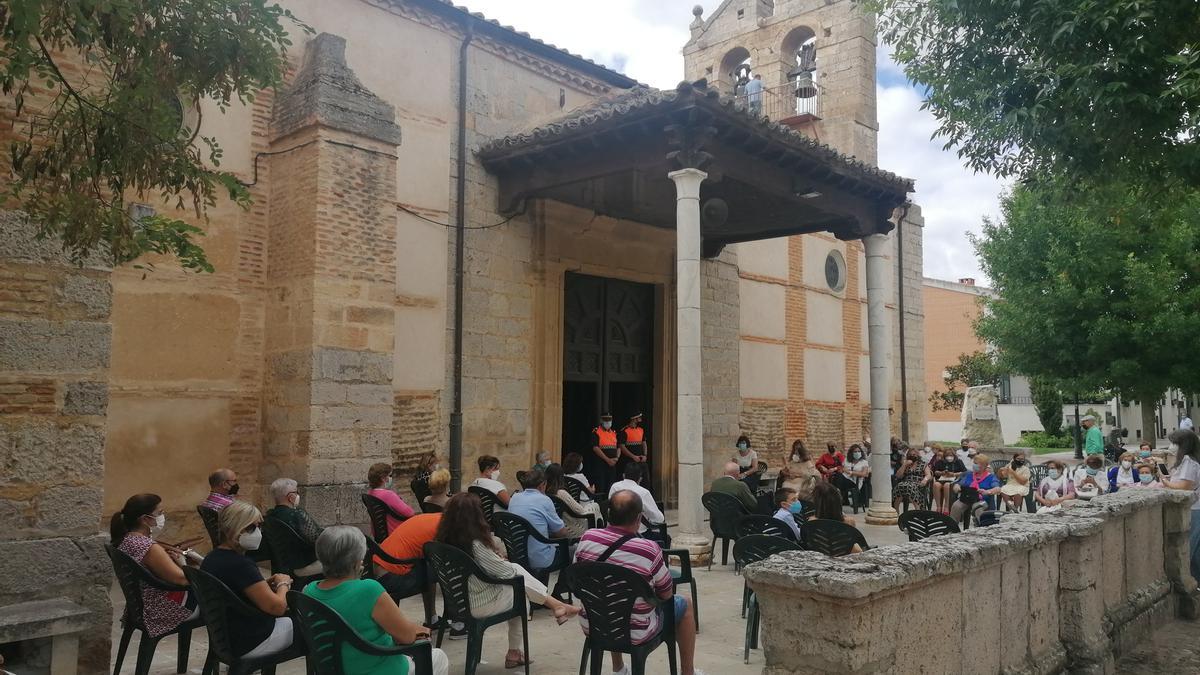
[1026,464,1051,513]
[106,544,205,675]
[733,535,804,663]
[701,491,750,570]
[420,500,444,514]
[423,541,529,675]
[563,475,600,504]
[662,547,699,632]
[897,510,961,542]
[492,511,572,605]
[260,518,323,588]
[197,506,221,549]
[562,561,678,675]
[182,566,306,675]
[363,537,435,626]
[801,519,869,557]
[288,590,433,675]
[361,493,409,543]
[990,459,1011,476]
[735,514,797,541]
[411,477,432,507]
[550,493,598,531]
[467,485,501,521]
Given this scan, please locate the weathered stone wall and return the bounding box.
[893,206,926,443]
[0,214,112,673]
[701,249,742,481]
[745,489,1199,674]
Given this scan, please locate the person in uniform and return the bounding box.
[618,413,649,475]
[587,413,621,494]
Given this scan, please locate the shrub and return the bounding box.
[1017,431,1074,449]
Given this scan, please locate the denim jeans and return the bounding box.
[1189,509,1200,584]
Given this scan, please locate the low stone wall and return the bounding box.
[744,489,1198,675]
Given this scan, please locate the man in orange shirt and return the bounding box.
[376,513,441,605]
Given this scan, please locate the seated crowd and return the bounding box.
[109,429,1200,675]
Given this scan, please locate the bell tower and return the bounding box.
[683,0,879,165]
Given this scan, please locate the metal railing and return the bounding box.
[733,81,822,122]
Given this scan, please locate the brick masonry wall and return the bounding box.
[741,400,786,464]
[0,212,113,673]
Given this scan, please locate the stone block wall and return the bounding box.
[893,206,926,443]
[701,249,742,480]
[745,489,1198,674]
[0,213,112,673]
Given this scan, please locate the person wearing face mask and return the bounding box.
[1072,455,1108,500]
[892,446,933,511]
[955,439,973,465]
[1034,460,1076,511]
[931,447,966,515]
[998,453,1032,512]
[815,442,846,481]
[619,413,649,473]
[771,488,805,540]
[919,443,937,465]
[367,462,416,534]
[201,501,296,659]
[588,413,622,494]
[781,440,820,502]
[732,435,762,493]
[950,454,1002,525]
[1106,452,1139,493]
[1131,464,1163,489]
[1137,441,1156,463]
[469,455,512,508]
[201,468,240,511]
[265,477,325,577]
[1159,429,1200,582]
[834,444,871,508]
[423,468,452,511]
[111,493,196,638]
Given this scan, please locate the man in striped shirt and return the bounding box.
[573,490,705,675]
[199,468,239,511]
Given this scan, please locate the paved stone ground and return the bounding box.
[1115,618,1200,674]
[109,507,908,675]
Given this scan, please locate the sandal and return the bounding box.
[505,654,533,669]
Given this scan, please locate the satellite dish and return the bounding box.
[701,198,728,227]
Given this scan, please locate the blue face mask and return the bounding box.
[1048,469,1061,480]
[788,501,804,514]
[737,443,749,451]
[1139,450,1152,458]
[1086,468,1099,476]
[1138,473,1153,484]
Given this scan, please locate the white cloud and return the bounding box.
[461,1,1007,282]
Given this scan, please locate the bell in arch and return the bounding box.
[793,71,817,99]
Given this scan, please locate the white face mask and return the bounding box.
[147,513,165,536]
[1169,442,1179,453]
[1121,461,1132,469]
[290,493,301,507]
[490,469,501,481]
[601,421,612,430]
[238,528,263,551]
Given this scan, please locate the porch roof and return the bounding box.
[478,81,914,254]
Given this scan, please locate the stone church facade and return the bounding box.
[0,0,923,666]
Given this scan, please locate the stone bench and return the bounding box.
[0,599,92,675]
[744,489,1199,674]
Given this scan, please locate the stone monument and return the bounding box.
[962,384,1004,449]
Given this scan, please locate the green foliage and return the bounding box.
[872,0,1200,185]
[974,179,1200,403]
[929,350,1003,411]
[1017,431,1074,449]
[1030,377,1064,434]
[0,1,309,270]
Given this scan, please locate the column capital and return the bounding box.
[668,168,708,200]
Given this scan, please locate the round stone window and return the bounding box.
[825,250,846,292]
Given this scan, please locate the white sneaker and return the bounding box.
[612,667,630,675]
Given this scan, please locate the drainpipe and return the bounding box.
[895,203,912,442]
[449,25,474,493]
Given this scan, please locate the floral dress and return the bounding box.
[892,459,929,509]
[117,533,192,637]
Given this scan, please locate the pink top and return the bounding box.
[367,488,415,533]
[117,533,192,637]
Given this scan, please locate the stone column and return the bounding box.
[669,168,710,551]
[863,233,898,524]
[262,33,402,526]
[0,213,113,673]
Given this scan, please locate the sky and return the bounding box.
[462,0,1007,282]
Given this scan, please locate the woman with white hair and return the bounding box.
[303,526,450,675]
[199,501,295,658]
[265,477,324,576]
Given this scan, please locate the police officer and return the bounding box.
[619,413,648,474]
[587,413,621,494]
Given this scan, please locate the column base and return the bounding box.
[669,532,713,566]
[865,501,899,526]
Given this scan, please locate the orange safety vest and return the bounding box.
[623,426,644,445]
[594,427,618,450]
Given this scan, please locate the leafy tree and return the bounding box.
[1,1,308,270]
[974,179,1200,444]
[929,350,1003,412]
[1030,377,1064,434]
[872,0,1200,185]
